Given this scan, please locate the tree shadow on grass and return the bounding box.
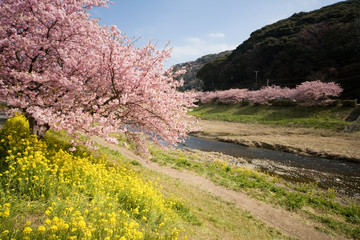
[197,103,234,115]
[235,105,265,115]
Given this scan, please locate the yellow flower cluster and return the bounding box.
[212,159,228,169]
[0,203,10,218]
[0,115,187,239]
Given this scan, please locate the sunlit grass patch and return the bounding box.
[139,169,290,240]
[149,145,360,239]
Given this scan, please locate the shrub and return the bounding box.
[327,99,341,107]
[342,100,357,107]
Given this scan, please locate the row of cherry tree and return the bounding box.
[195,80,343,106]
[0,0,195,153]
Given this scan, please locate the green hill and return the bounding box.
[172,51,232,91]
[196,0,360,99]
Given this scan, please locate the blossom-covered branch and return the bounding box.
[0,0,196,153]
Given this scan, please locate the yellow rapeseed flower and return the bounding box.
[23,227,32,234]
[49,225,58,232]
[37,226,46,233]
[78,220,86,229]
[1,208,10,218]
[45,218,52,226]
[1,115,188,239]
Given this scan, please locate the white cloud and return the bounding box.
[185,37,205,44]
[208,32,225,38]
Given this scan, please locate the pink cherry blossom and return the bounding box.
[0,0,196,153]
[196,80,342,106]
[291,80,342,106]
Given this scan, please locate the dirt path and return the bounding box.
[194,119,360,162]
[92,135,346,240]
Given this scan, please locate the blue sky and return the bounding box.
[90,0,342,68]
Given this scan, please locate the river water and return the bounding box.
[177,136,360,199]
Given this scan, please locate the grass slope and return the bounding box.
[147,146,360,239]
[0,116,290,239]
[0,116,189,239]
[2,114,359,239]
[191,103,357,131]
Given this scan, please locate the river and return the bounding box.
[177,135,360,200]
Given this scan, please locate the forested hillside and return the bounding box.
[172,51,232,91]
[196,0,360,99]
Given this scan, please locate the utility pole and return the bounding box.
[267,79,269,86]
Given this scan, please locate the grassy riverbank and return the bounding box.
[191,103,358,131]
[92,131,360,239]
[147,146,360,239]
[96,137,360,239]
[0,116,289,239]
[1,115,359,239]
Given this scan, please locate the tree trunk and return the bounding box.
[27,115,50,139]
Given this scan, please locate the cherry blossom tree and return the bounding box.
[216,89,249,104]
[195,80,342,106]
[291,80,342,106]
[0,0,195,152]
[248,86,293,104]
[195,91,218,104]
[195,89,249,104]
